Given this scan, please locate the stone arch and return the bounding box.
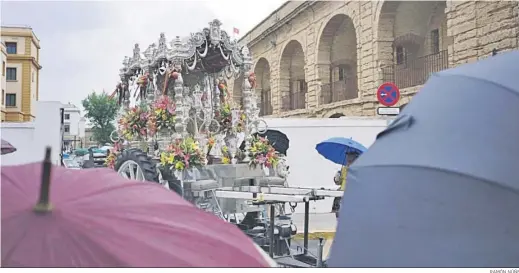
[232,75,243,108]
[329,113,345,118]
[279,40,306,111]
[375,0,448,88]
[316,14,359,105]
[254,58,272,116]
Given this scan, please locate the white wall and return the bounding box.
[264,117,391,213]
[1,101,63,166]
[78,118,86,138]
[65,109,81,137]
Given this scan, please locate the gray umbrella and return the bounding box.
[329,50,519,268]
[1,139,17,155]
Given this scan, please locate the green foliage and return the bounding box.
[82,91,118,145]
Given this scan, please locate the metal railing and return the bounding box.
[319,79,358,105]
[381,50,448,89]
[281,92,306,111]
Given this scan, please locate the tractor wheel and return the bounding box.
[158,168,183,196]
[115,148,159,183]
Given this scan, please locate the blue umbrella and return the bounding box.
[329,50,519,267]
[315,137,367,165]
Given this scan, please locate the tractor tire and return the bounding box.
[158,167,183,196]
[114,148,159,183]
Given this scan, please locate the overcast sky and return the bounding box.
[1,0,284,113]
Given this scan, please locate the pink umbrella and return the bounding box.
[1,139,17,155]
[2,148,273,267]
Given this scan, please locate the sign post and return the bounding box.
[376,82,401,116]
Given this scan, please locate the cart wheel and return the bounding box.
[115,148,159,183]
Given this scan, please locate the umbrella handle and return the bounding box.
[33,147,53,213]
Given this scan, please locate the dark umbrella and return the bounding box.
[239,129,290,155]
[329,50,519,267]
[1,139,17,155]
[2,147,273,267]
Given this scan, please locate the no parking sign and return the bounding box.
[376,82,401,116]
[377,82,400,107]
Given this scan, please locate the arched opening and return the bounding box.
[280,40,306,111]
[329,113,345,118]
[317,14,358,105]
[254,58,272,116]
[233,75,243,108]
[378,1,448,89]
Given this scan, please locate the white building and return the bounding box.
[62,103,85,149]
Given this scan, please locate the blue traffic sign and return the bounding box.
[377,82,400,107]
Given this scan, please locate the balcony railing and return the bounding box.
[319,79,358,105]
[381,50,448,89]
[281,92,306,111]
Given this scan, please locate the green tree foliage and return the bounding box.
[82,91,118,145]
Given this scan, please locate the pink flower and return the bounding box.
[184,153,191,168]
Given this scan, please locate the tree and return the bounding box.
[82,91,118,145]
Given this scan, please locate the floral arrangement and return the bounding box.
[216,103,247,134]
[221,145,232,164]
[208,136,215,151]
[104,143,121,169]
[213,81,246,134]
[248,136,279,169]
[148,95,176,136]
[118,106,150,140]
[159,137,206,171]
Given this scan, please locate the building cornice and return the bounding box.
[6,55,42,69]
[239,1,315,48]
[1,28,41,49]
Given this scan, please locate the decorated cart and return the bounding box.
[108,19,342,267]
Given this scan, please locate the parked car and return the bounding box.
[62,159,81,170]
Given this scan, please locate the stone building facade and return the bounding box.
[230,1,519,118]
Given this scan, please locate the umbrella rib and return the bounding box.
[353,164,519,195]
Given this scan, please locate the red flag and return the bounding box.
[233,27,239,35]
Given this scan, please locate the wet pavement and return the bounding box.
[291,212,337,232]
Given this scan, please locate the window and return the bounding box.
[5,93,16,107]
[64,125,70,133]
[2,61,5,76]
[64,114,70,120]
[5,42,17,54]
[430,29,440,54]
[339,67,345,81]
[298,80,307,93]
[32,72,35,82]
[395,46,406,65]
[6,67,17,81]
[1,89,4,105]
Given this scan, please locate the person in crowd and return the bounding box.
[332,153,359,217]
